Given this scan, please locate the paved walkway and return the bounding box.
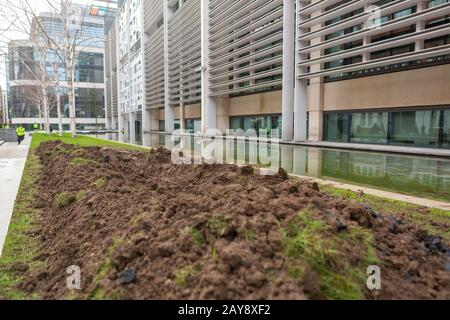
[0,135,30,256]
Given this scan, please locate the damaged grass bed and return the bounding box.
[0,140,449,300]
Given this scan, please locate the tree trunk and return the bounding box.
[42,84,50,134]
[67,65,77,138]
[39,48,50,134]
[38,106,43,130]
[56,88,63,136]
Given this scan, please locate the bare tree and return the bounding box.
[0,0,54,133]
[1,0,97,137]
[19,85,45,129]
[32,0,95,138]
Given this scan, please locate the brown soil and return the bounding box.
[15,141,450,299]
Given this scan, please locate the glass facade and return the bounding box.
[186,119,201,134]
[75,52,104,83]
[324,113,350,142]
[390,110,441,147]
[230,115,282,136]
[325,108,450,149]
[443,110,450,148]
[7,8,106,125]
[351,112,388,144]
[74,88,105,119]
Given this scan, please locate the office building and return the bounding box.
[105,0,450,149]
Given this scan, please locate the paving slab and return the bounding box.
[0,136,30,256]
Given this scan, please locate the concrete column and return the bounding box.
[164,0,174,134]
[119,113,125,142]
[129,112,137,144]
[294,0,308,142]
[307,1,324,142]
[362,4,372,62]
[281,0,296,141]
[415,1,427,51]
[141,0,151,147]
[179,103,185,132]
[201,0,217,134]
[142,108,151,146]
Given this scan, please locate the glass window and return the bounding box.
[186,119,201,134]
[159,120,165,132]
[443,110,450,149]
[74,88,105,119]
[243,117,254,132]
[351,112,388,144]
[324,113,350,142]
[230,118,241,130]
[390,110,441,147]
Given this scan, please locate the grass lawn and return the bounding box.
[0,133,448,299]
[30,133,149,152]
[321,185,450,241]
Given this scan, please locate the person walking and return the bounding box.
[16,125,26,146]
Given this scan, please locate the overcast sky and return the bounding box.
[0,0,92,89]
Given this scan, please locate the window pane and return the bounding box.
[351,112,388,144]
[390,110,441,147]
[243,117,254,132]
[230,118,241,130]
[443,110,450,149]
[324,113,349,142]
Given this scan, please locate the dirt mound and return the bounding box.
[14,141,450,299]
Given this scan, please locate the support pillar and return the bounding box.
[281,0,296,141]
[142,108,151,146]
[129,112,136,144]
[119,113,126,142]
[416,1,427,51]
[201,0,217,135]
[307,0,324,142]
[180,103,186,132]
[164,0,174,134]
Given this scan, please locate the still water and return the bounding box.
[107,133,450,203]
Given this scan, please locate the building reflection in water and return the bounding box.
[136,133,450,202]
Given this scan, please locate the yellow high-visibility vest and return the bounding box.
[16,127,26,137]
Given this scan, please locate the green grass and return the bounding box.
[321,185,450,241]
[282,209,379,300]
[30,133,149,152]
[175,265,201,286]
[93,178,107,189]
[206,215,229,238]
[0,152,43,299]
[89,239,124,300]
[55,192,77,208]
[185,227,206,246]
[69,157,95,167]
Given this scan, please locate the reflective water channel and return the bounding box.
[105,133,450,203]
